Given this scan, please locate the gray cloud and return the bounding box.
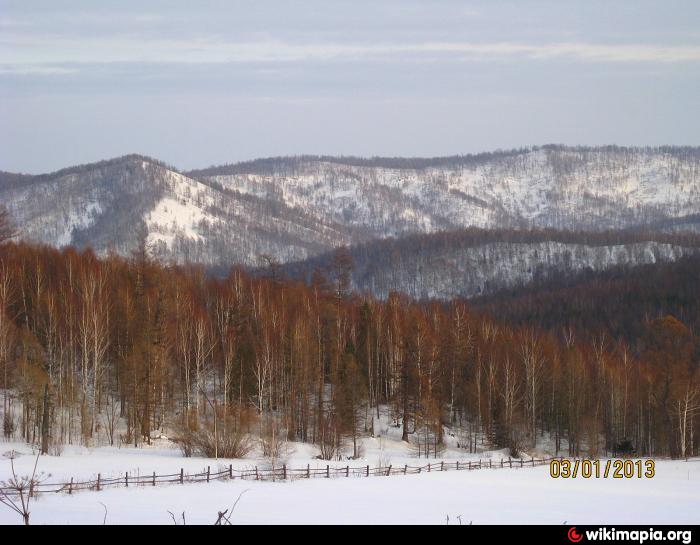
[0,0,698,173]
[4,37,700,69]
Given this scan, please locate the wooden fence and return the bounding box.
[1,456,558,497]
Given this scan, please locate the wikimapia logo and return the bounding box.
[567,527,693,544]
[568,527,584,542]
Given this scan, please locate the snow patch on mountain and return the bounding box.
[55,201,103,247]
[144,167,225,249]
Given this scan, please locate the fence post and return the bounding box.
[54,459,581,486]
[326,465,330,478]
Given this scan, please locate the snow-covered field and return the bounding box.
[1,437,698,525]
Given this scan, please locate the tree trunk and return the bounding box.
[41,383,50,455]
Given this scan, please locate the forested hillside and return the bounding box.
[277,228,700,299]
[472,253,700,347]
[196,145,700,237]
[1,241,697,460]
[0,155,355,267]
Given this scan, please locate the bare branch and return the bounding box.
[99,502,108,525]
[215,489,250,525]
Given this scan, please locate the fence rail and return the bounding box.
[1,456,560,497]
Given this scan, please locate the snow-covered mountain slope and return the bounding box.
[192,146,700,237]
[1,146,699,281]
[279,230,700,299]
[0,155,354,266]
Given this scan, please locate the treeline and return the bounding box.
[540,144,700,161]
[5,145,698,184]
[0,154,178,191]
[188,145,700,178]
[0,242,698,460]
[187,148,532,178]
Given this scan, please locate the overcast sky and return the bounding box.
[1,0,699,173]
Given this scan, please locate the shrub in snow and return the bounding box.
[172,408,255,459]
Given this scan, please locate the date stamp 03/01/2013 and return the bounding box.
[549,458,655,479]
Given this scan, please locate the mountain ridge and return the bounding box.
[4,144,700,180]
[2,145,700,298]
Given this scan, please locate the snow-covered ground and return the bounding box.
[0,433,501,486]
[1,436,698,525]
